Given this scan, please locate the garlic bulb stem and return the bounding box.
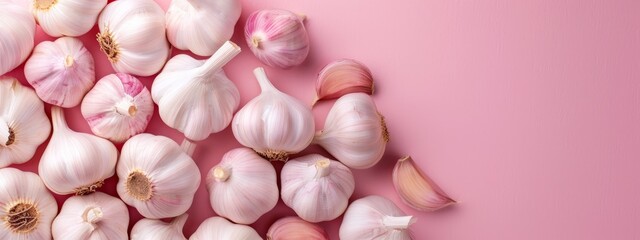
[314,159,331,179]
[64,55,74,67]
[51,106,69,131]
[212,167,230,182]
[115,99,137,117]
[254,67,277,92]
[83,207,103,224]
[180,139,196,157]
[0,118,10,146]
[381,215,416,229]
[198,42,241,79]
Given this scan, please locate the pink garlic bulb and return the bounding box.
[267,216,329,240]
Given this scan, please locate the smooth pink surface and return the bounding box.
[5,0,640,239]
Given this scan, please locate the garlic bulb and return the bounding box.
[131,214,188,240]
[52,192,129,240]
[314,59,374,105]
[281,154,355,222]
[267,216,328,240]
[166,0,241,56]
[190,217,261,240]
[81,73,153,142]
[39,107,118,195]
[0,168,58,239]
[117,133,201,219]
[340,195,416,240]
[206,148,278,224]
[30,0,107,37]
[152,41,240,141]
[0,1,36,76]
[232,67,314,161]
[24,37,96,108]
[313,93,388,169]
[0,78,51,168]
[97,0,170,76]
[245,9,309,69]
[393,156,456,211]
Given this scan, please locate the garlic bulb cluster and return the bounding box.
[39,107,118,195]
[0,78,51,168]
[245,9,309,69]
[52,192,129,240]
[117,133,201,219]
[25,37,96,108]
[0,168,58,239]
[30,0,107,37]
[131,214,188,240]
[267,216,328,240]
[232,68,314,161]
[206,148,278,224]
[393,156,456,211]
[152,41,241,141]
[314,59,374,105]
[281,154,355,222]
[166,0,241,56]
[82,73,153,142]
[314,93,389,169]
[0,1,36,76]
[340,195,416,240]
[97,0,170,76]
[190,217,261,240]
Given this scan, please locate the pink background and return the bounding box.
[5,0,640,239]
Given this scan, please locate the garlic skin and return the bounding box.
[117,133,201,219]
[81,73,153,142]
[206,148,278,224]
[314,59,374,105]
[30,0,107,37]
[52,192,129,240]
[232,68,315,161]
[152,41,240,141]
[340,195,416,240]
[166,0,241,56]
[267,216,328,240]
[281,154,355,222]
[393,156,456,211]
[245,9,309,69]
[39,107,118,195]
[313,93,389,169]
[131,214,188,240]
[0,1,36,76]
[97,0,170,76]
[25,37,96,108]
[190,217,262,240]
[0,168,58,239]
[0,78,51,168]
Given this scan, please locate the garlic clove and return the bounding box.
[267,216,329,240]
[52,192,129,240]
[189,216,262,240]
[30,0,107,37]
[0,1,36,76]
[131,214,188,240]
[340,195,416,240]
[393,156,456,211]
[313,59,374,105]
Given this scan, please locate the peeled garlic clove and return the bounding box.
[30,0,106,37]
[206,148,279,224]
[131,214,188,240]
[39,107,118,195]
[117,133,201,219]
[281,154,355,222]
[393,156,456,211]
[152,41,241,141]
[232,67,315,161]
[52,192,129,240]
[245,9,309,69]
[25,37,96,108]
[340,195,416,240]
[0,78,51,168]
[314,59,374,105]
[0,1,36,75]
[267,216,328,240]
[314,93,389,169]
[190,217,262,240]
[166,0,241,56]
[97,0,170,76]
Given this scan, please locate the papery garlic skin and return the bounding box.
[0,1,36,76]
[131,214,188,240]
[0,168,58,239]
[206,148,279,224]
[82,73,153,142]
[52,192,129,240]
[232,68,314,161]
[314,59,374,104]
[245,9,309,69]
[189,217,262,240]
[281,154,355,222]
[25,37,96,108]
[340,195,416,240]
[0,78,51,168]
[30,0,106,37]
[267,216,328,240]
[393,156,456,211]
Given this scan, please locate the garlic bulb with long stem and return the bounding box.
[189,217,262,240]
[30,0,107,37]
[281,154,355,222]
[39,107,118,195]
[0,1,36,76]
[267,216,329,240]
[131,214,188,240]
[52,192,129,240]
[393,156,456,211]
[340,195,416,240]
[313,59,374,105]
[24,37,96,108]
[232,67,315,161]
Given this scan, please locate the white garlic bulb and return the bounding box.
[24,37,96,108]
[117,133,201,219]
[190,217,262,240]
[81,73,153,142]
[166,0,241,56]
[52,192,129,240]
[340,195,416,240]
[0,78,51,168]
[206,148,279,224]
[39,107,118,195]
[232,67,315,161]
[30,0,107,37]
[97,0,170,76]
[0,1,36,76]
[152,41,241,141]
[314,93,389,169]
[281,154,355,222]
[131,214,188,240]
[0,168,58,239]
[267,216,328,240]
